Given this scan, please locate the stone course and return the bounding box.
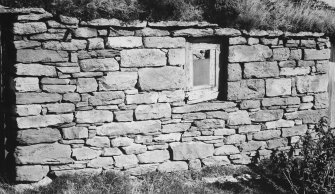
[5,10,330,183]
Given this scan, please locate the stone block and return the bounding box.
[122,144,147,155]
[87,157,114,168]
[238,125,261,134]
[76,110,113,124]
[172,102,236,114]
[77,78,98,93]
[135,103,171,120]
[227,79,265,100]
[296,75,328,93]
[138,67,185,91]
[189,159,202,170]
[15,63,57,77]
[99,72,137,91]
[74,27,97,38]
[45,103,75,113]
[224,134,246,144]
[214,145,240,156]
[170,142,214,160]
[16,165,49,182]
[14,40,41,49]
[273,48,290,60]
[158,90,185,103]
[72,147,101,160]
[240,100,260,109]
[173,28,214,37]
[168,49,186,66]
[88,38,104,50]
[253,130,281,140]
[126,93,158,105]
[229,37,247,45]
[121,49,166,67]
[202,156,230,166]
[280,67,310,76]
[282,125,308,137]
[206,111,229,120]
[15,143,72,164]
[265,119,295,129]
[17,128,61,145]
[182,112,206,120]
[162,123,191,133]
[227,63,242,81]
[63,93,81,102]
[240,141,267,152]
[267,138,288,149]
[194,119,225,129]
[14,105,42,116]
[304,49,330,60]
[244,62,279,78]
[214,129,236,136]
[16,93,62,105]
[137,150,170,163]
[250,110,284,122]
[127,164,158,176]
[42,85,76,93]
[290,49,302,60]
[214,28,241,36]
[13,77,39,92]
[16,114,73,129]
[158,161,188,172]
[114,155,139,169]
[229,45,272,62]
[14,22,47,35]
[17,50,67,63]
[144,37,186,48]
[227,111,251,125]
[86,136,110,148]
[154,133,181,143]
[114,110,134,122]
[314,93,328,109]
[41,78,70,85]
[266,78,291,96]
[62,127,88,139]
[79,58,119,72]
[106,37,142,48]
[262,97,300,107]
[296,109,328,124]
[103,148,122,156]
[111,137,134,147]
[135,28,170,36]
[97,121,161,136]
[89,91,125,106]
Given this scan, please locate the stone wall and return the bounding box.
[4,9,331,183]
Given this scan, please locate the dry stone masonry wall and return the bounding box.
[6,10,330,183]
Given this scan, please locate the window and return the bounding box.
[185,41,221,104]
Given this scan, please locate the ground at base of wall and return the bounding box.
[7,165,289,194]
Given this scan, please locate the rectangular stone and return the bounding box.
[172,102,236,114]
[98,72,138,91]
[126,93,158,104]
[106,37,142,48]
[79,58,119,72]
[296,75,328,93]
[266,78,292,97]
[227,79,265,100]
[244,62,279,78]
[135,103,171,120]
[17,50,68,63]
[16,93,62,104]
[16,114,73,129]
[15,63,57,77]
[304,49,330,60]
[121,49,167,67]
[229,45,272,62]
[14,22,47,35]
[143,37,186,48]
[250,110,284,122]
[280,67,310,76]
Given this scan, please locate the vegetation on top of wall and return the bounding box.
[1,0,335,32]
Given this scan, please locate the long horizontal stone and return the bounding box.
[137,150,170,164]
[250,110,284,122]
[15,63,57,77]
[17,50,68,63]
[121,49,166,67]
[244,62,279,78]
[14,105,42,116]
[304,49,330,60]
[296,109,328,124]
[16,114,73,129]
[172,102,236,114]
[17,128,61,145]
[15,143,72,165]
[296,75,328,93]
[135,103,171,120]
[229,45,272,62]
[138,67,185,91]
[143,37,186,48]
[227,80,265,100]
[282,125,308,137]
[96,120,161,136]
[79,58,119,72]
[98,72,138,91]
[106,37,142,48]
[170,142,214,160]
[14,22,47,35]
[89,91,125,106]
[16,93,62,104]
[76,110,113,124]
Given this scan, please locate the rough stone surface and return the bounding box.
[168,49,186,66]
[173,102,236,114]
[107,37,142,48]
[17,128,61,145]
[158,161,188,172]
[253,130,281,140]
[244,62,279,78]
[14,105,42,116]
[76,110,113,124]
[282,125,308,137]
[16,93,62,105]
[99,72,137,91]
[14,22,47,35]
[250,110,284,122]
[227,80,265,100]
[214,145,240,156]
[228,111,251,125]
[87,157,114,168]
[15,64,56,77]
[16,114,73,129]
[15,143,72,165]
[13,77,39,92]
[229,45,272,62]
[296,75,328,93]
[266,79,292,96]
[122,144,147,155]
[144,37,186,48]
[126,93,158,105]
[170,142,214,160]
[17,50,67,63]
[62,127,88,139]
[121,49,166,67]
[137,150,170,163]
[16,165,49,182]
[97,121,161,136]
[77,78,98,93]
[79,58,119,72]
[86,136,110,148]
[138,67,185,91]
[304,49,330,60]
[72,147,101,160]
[114,155,139,169]
[135,103,171,120]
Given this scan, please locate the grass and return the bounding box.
[0,165,290,194]
[1,0,335,34]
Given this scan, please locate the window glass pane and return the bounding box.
[193,49,211,86]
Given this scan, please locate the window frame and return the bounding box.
[185,40,221,104]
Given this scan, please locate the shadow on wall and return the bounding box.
[0,14,16,182]
[219,37,229,101]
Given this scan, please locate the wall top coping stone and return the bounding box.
[0,6,326,37]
